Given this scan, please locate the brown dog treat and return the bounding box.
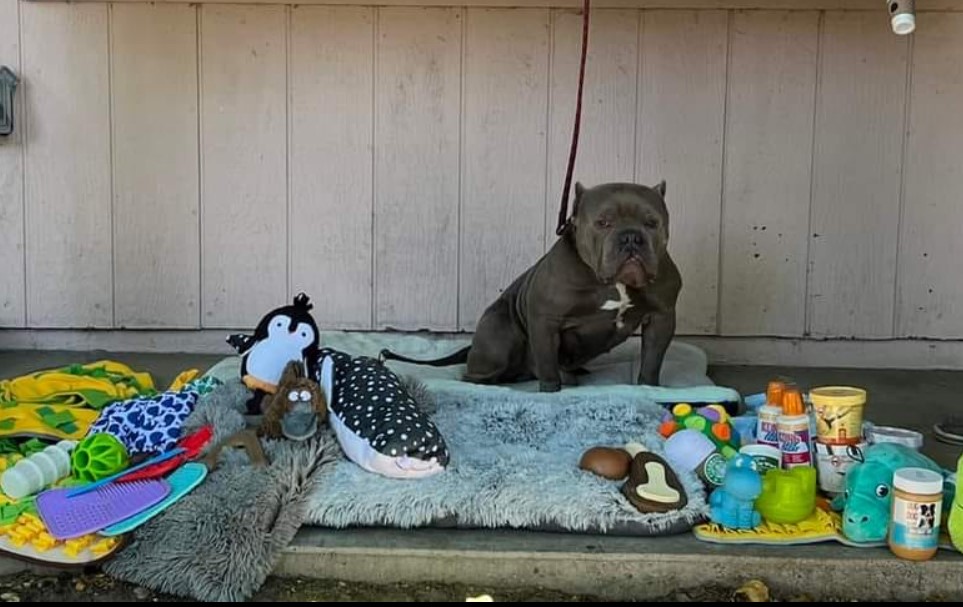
[621,452,687,513]
[579,446,633,480]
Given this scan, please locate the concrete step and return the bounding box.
[276,527,963,601]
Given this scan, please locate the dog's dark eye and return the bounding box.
[875,484,889,498]
[644,218,659,229]
[595,219,611,230]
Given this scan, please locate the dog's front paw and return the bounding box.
[560,370,580,387]
[539,380,562,393]
[636,372,660,387]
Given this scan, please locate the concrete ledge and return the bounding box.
[276,527,963,601]
[3,329,963,370]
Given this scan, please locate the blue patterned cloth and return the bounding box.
[88,377,220,455]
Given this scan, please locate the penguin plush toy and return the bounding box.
[227,293,320,414]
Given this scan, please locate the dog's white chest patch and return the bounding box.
[600,282,634,329]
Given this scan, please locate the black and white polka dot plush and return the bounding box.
[316,347,449,479]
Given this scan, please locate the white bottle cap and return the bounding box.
[891,13,915,35]
[893,467,942,495]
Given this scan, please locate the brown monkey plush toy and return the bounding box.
[258,361,327,441]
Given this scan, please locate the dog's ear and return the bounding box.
[572,182,586,217]
[655,180,667,198]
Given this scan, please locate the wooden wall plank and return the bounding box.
[0,0,24,326]
[111,3,200,328]
[21,2,112,327]
[638,9,727,335]
[460,7,550,330]
[290,7,374,330]
[546,8,639,248]
[808,11,907,338]
[200,5,287,328]
[26,0,963,12]
[897,13,963,338]
[374,8,461,330]
[720,10,818,336]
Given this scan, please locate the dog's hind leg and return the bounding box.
[463,299,527,385]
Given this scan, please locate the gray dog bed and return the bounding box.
[205,333,729,536]
[306,380,709,535]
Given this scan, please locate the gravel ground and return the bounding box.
[0,571,945,602]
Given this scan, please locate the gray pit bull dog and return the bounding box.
[381,181,681,392]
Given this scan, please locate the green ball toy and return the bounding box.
[71,433,129,482]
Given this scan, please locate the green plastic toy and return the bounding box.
[948,452,963,552]
[71,433,129,482]
[755,466,817,525]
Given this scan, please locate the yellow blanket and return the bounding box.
[0,361,200,441]
[0,360,156,410]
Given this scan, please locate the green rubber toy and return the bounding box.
[71,433,129,482]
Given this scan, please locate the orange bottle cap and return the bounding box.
[766,380,786,408]
[782,388,805,416]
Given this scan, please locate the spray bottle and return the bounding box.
[756,380,784,449]
[778,388,813,469]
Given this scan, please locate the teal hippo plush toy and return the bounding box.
[832,443,955,543]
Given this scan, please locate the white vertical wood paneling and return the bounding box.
[0,0,24,326]
[11,5,963,347]
[374,8,461,330]
[808,11,907,338]
[546,8,639,246]
[290,6,374,330]
[720,10,819,336]
[638,9,728,335]
[460,8,550,330]
[22,2,112,327]
[111,3,200,328]
[897,13,963,338]
[200,5,287,328]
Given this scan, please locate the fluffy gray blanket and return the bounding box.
[104,381,340,602]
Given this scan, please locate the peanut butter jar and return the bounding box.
[888,467,943,561]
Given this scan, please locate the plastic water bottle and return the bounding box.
[1,440,77,499]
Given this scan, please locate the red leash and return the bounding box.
[555,0,591,236]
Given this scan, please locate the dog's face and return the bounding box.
[570,181,670,289]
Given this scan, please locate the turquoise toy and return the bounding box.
[832,443,954,543]
[708,454,762,529]
[99,463,207,536]
[756,466,817,524]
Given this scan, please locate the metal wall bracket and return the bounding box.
[0,67,19,137]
